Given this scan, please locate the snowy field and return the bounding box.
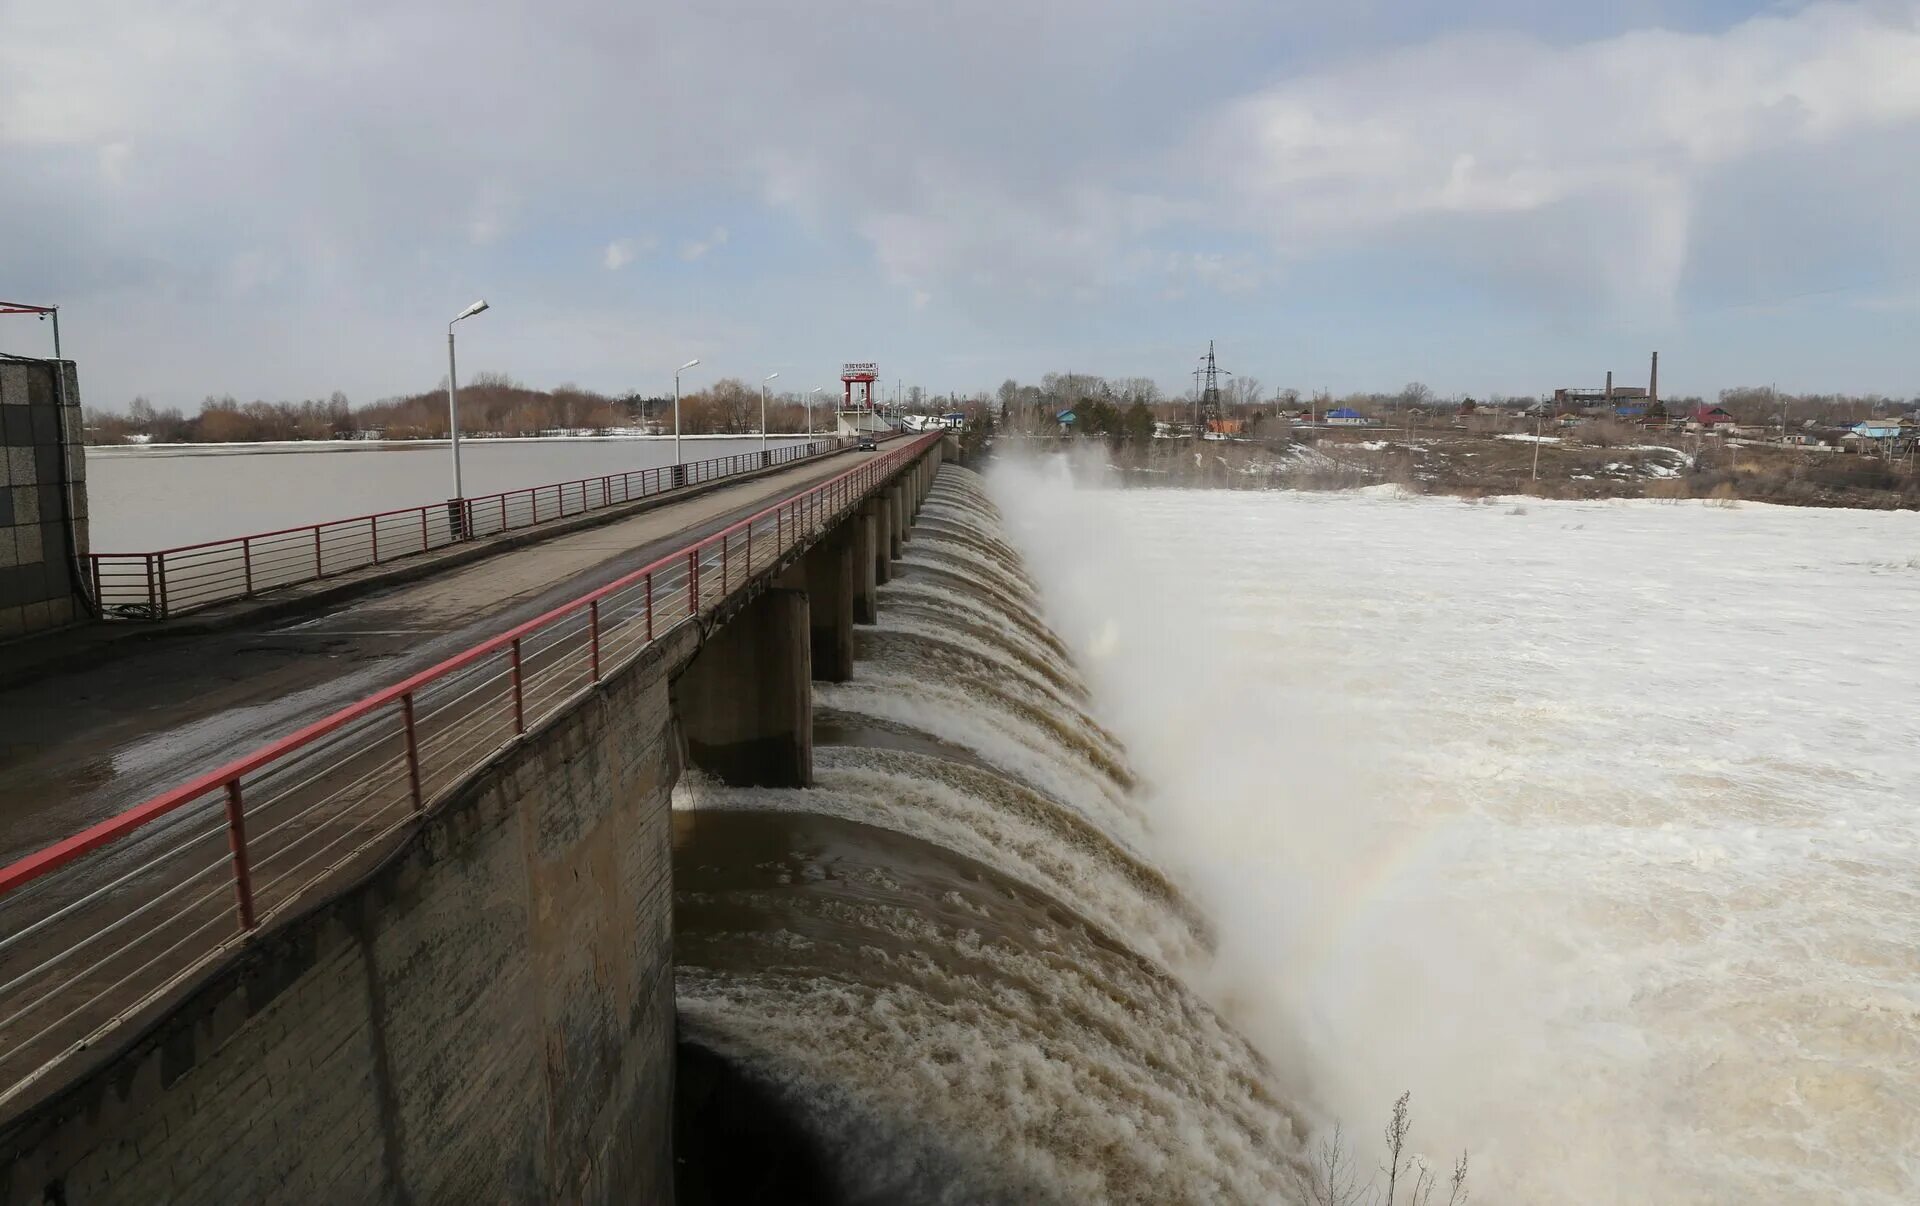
[995,467,1920,1204]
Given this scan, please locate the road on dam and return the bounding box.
[0,449,874,866]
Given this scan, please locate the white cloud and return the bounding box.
[602,235,653,270]
[97,141,132,185]
[680,226,729,261]
[5,0,1920,401]
[1200,3,1920,306]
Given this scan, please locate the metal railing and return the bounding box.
[0,432,937,1105]
[88,439,847,619]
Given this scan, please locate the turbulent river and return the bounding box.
[672,457,1920,1203]
[673,466,1312,1202]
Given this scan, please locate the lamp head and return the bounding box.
[453,300,489,323]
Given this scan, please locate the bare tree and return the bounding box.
[1383,1091,1411,1205]
[1308,1124,1369,1206]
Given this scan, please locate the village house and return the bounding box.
[1687,405,1738,433]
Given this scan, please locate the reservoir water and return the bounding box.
[84,436,817,551]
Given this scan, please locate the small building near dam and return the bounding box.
[0,356,89,637]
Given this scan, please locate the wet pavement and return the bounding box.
[0,453,863,866]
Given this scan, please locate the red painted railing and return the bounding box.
[88,439,847,619]
[0,432,937,1103]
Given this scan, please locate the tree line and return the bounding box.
[83,375,845,445]
[82,371,1918,445]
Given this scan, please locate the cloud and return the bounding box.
[1198,3,1920,307]
[679,226,729,262]
[602,235,653,270]
[4,0,1920,402]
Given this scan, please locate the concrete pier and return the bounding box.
[852,507,879,625]
[670,581,812,789]
[872,498,894,586]
[803,532,855,682]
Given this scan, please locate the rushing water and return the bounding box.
[991,459,1920,1204]
[84,435,816,550]
[672,467,1313,1203]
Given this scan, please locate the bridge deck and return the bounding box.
[0,450,866,867]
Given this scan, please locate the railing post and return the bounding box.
[314,525,323,578]
[242,537,254,595]
[688,549,699,612]
[90,554,103,607]
[645,572,654,641]
[371,515,380,564]
[589,599,602,682]
[722,528,729,589]
[155,554,169,618]
[401,693,423,811]
[510,639,526,734]
[421,506,429,552]
[223,780,258,931]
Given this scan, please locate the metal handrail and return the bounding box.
[0,432,937,1104]
[87,438,849,618]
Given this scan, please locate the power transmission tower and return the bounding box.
[1198,340,1231,431]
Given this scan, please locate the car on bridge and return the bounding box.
[856,435,877,451]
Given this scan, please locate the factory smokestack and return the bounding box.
[1606,370,1613,402]
[1650,352,1659,405]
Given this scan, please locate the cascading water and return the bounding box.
[671,465,1312,1204]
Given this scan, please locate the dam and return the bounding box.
[0,436,1311,1202]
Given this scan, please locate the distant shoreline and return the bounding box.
[86,432,826,457]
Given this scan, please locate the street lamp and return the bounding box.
[808,387,824,438]
[447,300,489,526]
[0,301,59,359]
[761,372,779,453]
[673,358,700,465]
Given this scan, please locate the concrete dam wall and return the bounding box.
[5,447,1313,1203]
[0,625,690,1204]
[0,441,945,1204]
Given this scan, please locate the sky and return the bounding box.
[3,0,1920,409]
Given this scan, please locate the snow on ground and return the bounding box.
[997,469,1920,1206]
[1496,432,1562,443]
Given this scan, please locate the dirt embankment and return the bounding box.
[1094,430,1920,510]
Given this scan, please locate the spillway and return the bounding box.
[671,466,1311,1203]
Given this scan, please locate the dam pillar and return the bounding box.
[803,530,855,682]
[852,506,879,623]
[873,498,894,585]
[671,579,812,788]
[889,485,906,556]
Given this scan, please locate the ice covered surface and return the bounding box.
[993,465,1920,1205]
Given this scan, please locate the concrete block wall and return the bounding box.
[0,358,88,637]
[0,634,686,1205]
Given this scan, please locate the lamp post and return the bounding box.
[808,388,823,437]
[673,358,700,465]
[0,301,59,358]
[761,372,779,453]
[447,300,489,528]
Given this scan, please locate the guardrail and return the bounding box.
[0,432,937,1105]
[88,439,847,619]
